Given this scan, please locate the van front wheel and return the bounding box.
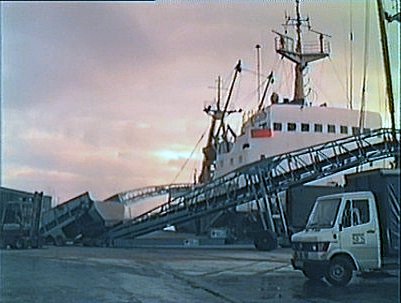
[325,256,353,286]
[302,267,323,280]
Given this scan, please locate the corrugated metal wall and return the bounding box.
[0,187,52,216]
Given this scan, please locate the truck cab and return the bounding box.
[291,191,386,286]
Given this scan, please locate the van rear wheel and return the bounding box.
[253,231,277,251]
[325,256,353,286]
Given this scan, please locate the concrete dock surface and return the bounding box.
[1,245,399,303]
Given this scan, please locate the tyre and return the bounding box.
[325,256,353,286]
[253,231,278,251]
[37,237,44,248]
[31,237,43,249]
[55,236,65,246]
[302,267,324,281]
[15,238,25,249]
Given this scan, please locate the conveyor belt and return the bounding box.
[40,193,92,244]
[107,128,400,241]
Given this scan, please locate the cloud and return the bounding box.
[2,1,399,203]
[2,3,156,109]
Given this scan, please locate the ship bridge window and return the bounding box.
[352,127,360,135]
[273,122,282,131]
[363,128,371,134]
[340,125,348,134]
[287,122,296,131]
[314,123,323,133]
[301,123,310,132]
[328,124,336,133]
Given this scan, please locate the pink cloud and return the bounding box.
[2,1,399,204]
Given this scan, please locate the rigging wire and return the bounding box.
[222,70,235,93]
[378,65,388,127]
[328,57,350,105]
[344,33,350,108]
[373,27,387,126]
[242,67,270,79]
[236,53,282,111]
[359,0,371,129]
[307,63,322,103]
[308,77,332,106]
[374,14,389,128]
[236,70,265,108]
[284,62,293,96]
[349,0,354,110]
[274,58,285,93]
[170,126,208,184]
[248,54,282,107]
[234,71,242,107]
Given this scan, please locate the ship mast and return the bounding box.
[256,44,262,104]
[377,0,399,168]
[376,0,397,147]
[273,0,330,105]
[198,77,221,184]
[294,0,304,103]
[199,61,242,183]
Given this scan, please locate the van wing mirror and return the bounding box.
[339,223,343,232]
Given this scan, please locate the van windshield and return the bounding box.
[306,198,342,229]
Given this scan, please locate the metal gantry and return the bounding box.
[40,193,93,245]
[104,183,192,205]
[106,128,400,242]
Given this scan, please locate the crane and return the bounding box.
[198,61,242,183]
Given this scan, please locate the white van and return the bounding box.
[291,191,399,286]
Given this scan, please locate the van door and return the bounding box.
[339,197,380,270]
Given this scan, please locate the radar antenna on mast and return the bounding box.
[272,0,330,105]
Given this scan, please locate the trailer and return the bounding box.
[0,192,44,249]
[40,193,126,246]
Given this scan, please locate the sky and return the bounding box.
[1,0,400,203]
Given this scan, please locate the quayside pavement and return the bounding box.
[1,246,399,303]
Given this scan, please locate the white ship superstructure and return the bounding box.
[215,104,382,178]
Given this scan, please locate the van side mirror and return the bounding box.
[339,223,343,232]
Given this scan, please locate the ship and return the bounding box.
[182,0,389,241]
[199,0,383,183]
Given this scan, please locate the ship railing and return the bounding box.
[302,41,330,54]
[274,37,330,55]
